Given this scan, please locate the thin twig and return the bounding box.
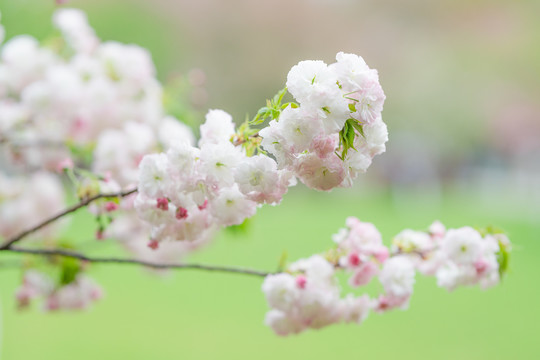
[4,246,270,277]
[0,188,137,250]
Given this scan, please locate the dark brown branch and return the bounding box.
[4,246,270,277]
[0,188,138,250]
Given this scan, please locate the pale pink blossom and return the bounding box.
[338,294,371,324]
[210,185,257,226]
[198,109,235,146]
[379,256,416,298]
[440,227,483,265]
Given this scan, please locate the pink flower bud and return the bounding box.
[296,275,307,289]
[374,247,389,263]
[103,171,113,182]
[104,202,118,212]
[90,287,104,300]
[375,294,410,313]
[96,229,104,240]
[474,259,488,275]
[156,198,169,211]
[377,296,390,311]
[198,199,208,211]
[15,287,32,307]
[56,158,74,172]
[348,253,361,267]
[349,262,378,287]
[176,207,188,219]
[46,296,60,311]
[148,240,159,250]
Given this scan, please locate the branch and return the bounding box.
[4,246,270,277]
[0,186,270,278]
[0,188,138,250]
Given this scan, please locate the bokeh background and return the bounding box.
[0,0,539,359]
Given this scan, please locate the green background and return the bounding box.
[1,189,538,359]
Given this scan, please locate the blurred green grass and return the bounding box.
[1,187,538,359]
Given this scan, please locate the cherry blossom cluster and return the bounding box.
[262,218,511,335]
[259,52,387,191]
[393,221,508,291]
[0,8,201,254]
[0,8,193,174]
[0,8,203,302]
[90,185,211,263]
[15,269,102,311]
[93,116,195,188]
[133,53,388,245]
[263,255,371,335]
[135,110,294,246]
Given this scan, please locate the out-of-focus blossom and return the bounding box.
[263,219,510,335]
[0,172,65,240]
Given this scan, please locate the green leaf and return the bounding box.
[346,122,356,148]
[339,122,350,158]
[496,237,510,278]
[496,246,509,278]
[66,141,94,167]
[250,107,270,125]
[59,257,81,286]
[249,87,290,125]
[476,225,507,238]
[349,118,365,138]
[226,217,252,235]
[273,87,287,105]
[281,102,299,110]
[337,118,366,160]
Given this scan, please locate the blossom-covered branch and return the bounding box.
[0,188,137,250]
[0,7,512,335]
[261,219,511,336]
